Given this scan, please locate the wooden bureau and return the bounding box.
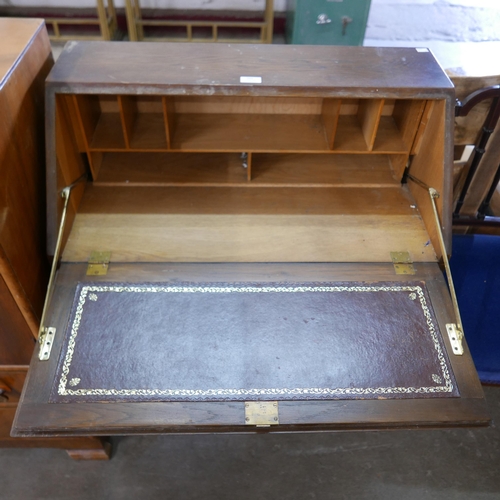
[12,42,489,437]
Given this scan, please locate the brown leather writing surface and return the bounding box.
[49,281,458,404]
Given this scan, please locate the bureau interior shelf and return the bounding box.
[94,152,402,187]
[169,113,329,152]
[76,184,418,216]
[54,89,443,265]
[61,183,436,263]
[67,94,426,156]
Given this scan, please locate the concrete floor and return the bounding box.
[1,386,499,499]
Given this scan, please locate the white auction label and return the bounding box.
[240,76,262,84]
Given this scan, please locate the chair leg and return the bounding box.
[264,0,274,44]
[125,0,139,41]
[107,0,118,36]
[96,0,111,40]
[135,0,144,40]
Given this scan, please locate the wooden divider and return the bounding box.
[389,154,410,181]
[72,95,100,148]
[118,96,137,149]
[71,95,105,179]
[321,98,341,150]
[358,99,385,151]
[407,100,447,259]
[162,97,175,149]
[62,94,433,191]
[55,96,88,211]
[246,152,252,181]
[411,101,435,156]
[393,100,427,151]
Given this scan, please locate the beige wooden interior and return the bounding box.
[54,93,446,264]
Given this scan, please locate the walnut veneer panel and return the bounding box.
[60,185,436,263]
[0,19,111,458]
[0,19,46,83]
[0,19,53,336]
[62,213,435,263]
[47,43,454,96]
[12,262,488,436]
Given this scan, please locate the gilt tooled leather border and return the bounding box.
[50,282,457,402]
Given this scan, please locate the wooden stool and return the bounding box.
[125,0,273,43]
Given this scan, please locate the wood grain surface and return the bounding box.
[0,19,110,457]
[30,42,475,436]
[0,20,53,331]
[93,152,401,187]
[47,43,454,97]
[12,262,488,436]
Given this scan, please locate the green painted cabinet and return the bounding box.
[286,0,372,45]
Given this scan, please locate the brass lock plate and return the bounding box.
[245,401,279,426]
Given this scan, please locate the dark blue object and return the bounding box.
[451,234,500,384]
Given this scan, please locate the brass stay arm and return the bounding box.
[38,186,72,360]
[428,188,464,355]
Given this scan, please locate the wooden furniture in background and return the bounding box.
[454,86,500,216]
[450,77,500,234]
[0,18,110,459]
[125,0,274,43]
[439,45,500,234]
[12,43,489,437]
[45,0,117,41]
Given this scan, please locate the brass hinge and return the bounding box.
[245,401,279,427]
[390,251,415,275]
[86,251,111,276]
[446,324,464,356]
[38,327,56,361]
